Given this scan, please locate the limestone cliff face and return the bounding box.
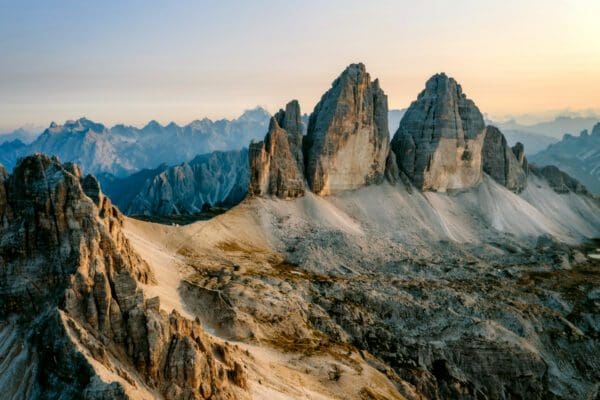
[304,63,389,196]
[482,126,528,192]
[0,155,246,399]
[391,73,485,192]
[249,101,306,198]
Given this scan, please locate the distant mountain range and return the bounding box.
[0,108,270,176]
[494,115,600,139]
[529,124,600,194]
[98,149,249,215]
[0,127,41,144]
[488,115,600,155]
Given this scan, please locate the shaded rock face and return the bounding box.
[274,100,304,173]
[304,63,389,195]
[482,126,528,192]
[529,164,590,195]
[249,101,306,198]
[0,155,246,399]
[529,126,600,195]
[126,149,249,215]
[391,73,486,192]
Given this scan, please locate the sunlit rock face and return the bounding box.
[0,154,247,400]
[391,73,485,192]
[482,126,528,192]
[249,100,306,198]
[303,63,389,196]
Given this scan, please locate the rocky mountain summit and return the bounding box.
[248,101,305,198]
[304,63,390,195]
[125,149,249,215]
[391,73,486,192]
[249,65,591,203]
[0,155,247,399]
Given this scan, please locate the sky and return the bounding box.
[1,0,600,131]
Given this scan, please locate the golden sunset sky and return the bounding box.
[1,0,599,130]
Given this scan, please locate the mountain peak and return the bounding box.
[238,106,270,122]
[143,119,163,130]
[304,63,389,195]
[391,73,485,191]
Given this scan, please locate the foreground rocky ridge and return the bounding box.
[0,155,247,399]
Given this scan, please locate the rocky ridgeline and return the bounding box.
[0,155,246,399]
[249,63,590,198]
[249,63,390,197]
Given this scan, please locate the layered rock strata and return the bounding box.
[390,73,486,192]
[303,63,389,195]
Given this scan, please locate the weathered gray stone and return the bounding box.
[482,126,527,192]
[304,63,389,195]
[249,103,306,198]
[274,99,304,173]
[391,73,486,192]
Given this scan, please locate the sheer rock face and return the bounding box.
[482,126,528,192]
[391,73,485,192]
[0,155,246,399]
[249,102,306,198]
[304,63,389,196]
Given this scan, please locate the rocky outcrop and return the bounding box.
[304,63,389,195]
[249,102,306,198]
[529,164,590,195]
[391,73,486,192]
[482,126,527,192]
[0,155,247,399]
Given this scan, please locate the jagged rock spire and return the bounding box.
[249,101,306,198]
[303,63,389,195]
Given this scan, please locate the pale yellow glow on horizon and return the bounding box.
[1,0,599,131]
